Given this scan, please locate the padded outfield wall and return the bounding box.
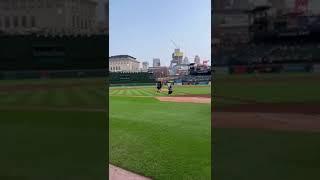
[110,72,156,86]
[0,69,107,80]
[0,34,108,71]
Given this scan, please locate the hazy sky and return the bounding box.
[109,0,211,66]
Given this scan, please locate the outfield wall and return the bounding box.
[0,69,107,80]
[228,64,314,74]
[313,64,320,73]
[110,83,155,87]
[213,66,229,75]
[110,72,155,84]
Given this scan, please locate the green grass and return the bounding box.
[214,73,320,105]
[214,73,320,180]
[0,77,106,85]
[109,86,211,179]
[110,85,211,97]
[213,128,320,180]
[0,78,107,180]
[0,111,107,180]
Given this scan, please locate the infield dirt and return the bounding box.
[213,100,320,132]
[109,164,152,180]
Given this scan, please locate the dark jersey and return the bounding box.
[157,82,162,89]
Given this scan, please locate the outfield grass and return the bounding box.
[110,85,211,97]
[0,78,108,180]
[213,73,320,180]
[213,128,320,180]
[109,85,211,180]
[214,73,320,106]
[0,86,106,109]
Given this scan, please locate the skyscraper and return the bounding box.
[183,57,190,64]
[194,55,201,65]
[153,58,161,67]
[142,61,149,71]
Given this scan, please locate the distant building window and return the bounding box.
[21,0,26,9]
[13,16,18,27]
[47,0,52,8]
[72,16,75,27]
[29,0,34,8]
[5,16,10,28]
[3,0,10,10]
[22,16,27,27]
[76,16,80,28]
[13,0,18,9]
[31,16,35,27]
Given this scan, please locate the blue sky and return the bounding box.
[109,0,211,66]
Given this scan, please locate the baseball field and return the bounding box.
[0,78,108,180]
[3,73,318,179]
[109,85,211,179]
[213,73,320,180]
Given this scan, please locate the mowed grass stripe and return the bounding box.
[12,91,36,106]
[72,88,101,107]
[90,88,107,99]
[137,89,152,96]
[130,89,143,96]
[109,89,118,95]
[109,85,211,97]
[0,91,33,106]
[111,89,119,95]
[126,89,133,96]
[66,88,90,107]
[137,89,154,96]
[116,90,125,96]
[129,89,142,96]
[21,90,48,106]
[31,91,50,106]
[85,88,107,107]
[51,89,68,107]
[42,89,57,107]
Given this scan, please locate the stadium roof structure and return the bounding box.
[109,55,137,59]
[109,55,139,63]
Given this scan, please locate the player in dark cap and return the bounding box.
[168,81,174,95]
[156,81,162,93]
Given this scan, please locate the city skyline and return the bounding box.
[109,0,211,66]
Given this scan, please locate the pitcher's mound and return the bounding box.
[109,164,152,180]
[156,96,211,104]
